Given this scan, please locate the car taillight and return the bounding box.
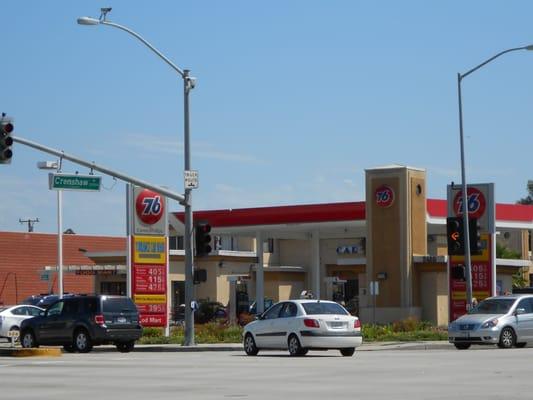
[354,319,361,329]
[94,314,105,325]
[304,318,320,328]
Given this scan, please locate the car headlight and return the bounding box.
[481,319,498,329]
[448,322,457,331]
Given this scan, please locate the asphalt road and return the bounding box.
[0,347,530,400]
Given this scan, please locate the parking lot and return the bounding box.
[1,347,532,399]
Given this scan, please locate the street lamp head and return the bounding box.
[525,44,533,51]
[77,17,100,26]
[37,161,59,170]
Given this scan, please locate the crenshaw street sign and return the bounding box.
[49,173,102,191]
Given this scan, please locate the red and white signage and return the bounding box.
[453,187,486,220]
[133,265,167,294]
[140,314,167,327]
[133,187,167,236]
[447,183,495,234]
[127,185,169,329]
[375,185,394,208]
[449,235,493,321]
[447,183,496,321]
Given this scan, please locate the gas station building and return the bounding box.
[85,165,533,326]
[2,165,531,326]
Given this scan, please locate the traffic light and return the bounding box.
[451,264,466,281]
[195,221,212,257]
[469,218,482,255]
[446,216,465,255]
[0,116,14,164]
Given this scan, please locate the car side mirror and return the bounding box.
[515,308,526,316]
[39,310,45,317]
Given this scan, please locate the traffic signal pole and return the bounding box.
[12,135,187,205]
[457,73,473,311]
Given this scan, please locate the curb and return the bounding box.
[0,347,62,357]
[0,341,454,355]
[93,341,453,353]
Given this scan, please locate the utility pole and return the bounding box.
[19,218,39,232]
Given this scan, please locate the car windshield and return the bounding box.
[302,302,349,315]
[469,298,515,314]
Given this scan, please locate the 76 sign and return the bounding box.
[135,189,165,225]
[375,185,395,208]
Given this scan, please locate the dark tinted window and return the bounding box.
[26,307,42,316]
[470,298,515,314]
[517,298,533,314]
[62,299,79,315]
[47,301,63,316]
[102,297,137,313]
[81,298,98,314]
[302,302,349,315]
[262,303,284,320]
[12,307,25,315]
[280,302,298,318]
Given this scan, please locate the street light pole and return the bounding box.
[37,160,64,298]
[457,44,533,310]
[78,9,197,345]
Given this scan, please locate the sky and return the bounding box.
[2,0,533,236]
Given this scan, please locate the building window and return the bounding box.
[263,238,274,253]
[100,282,126,296]
[169,236,184,250]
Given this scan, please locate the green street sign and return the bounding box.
[49,173,102,191]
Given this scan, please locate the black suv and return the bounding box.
[20,295,142,353]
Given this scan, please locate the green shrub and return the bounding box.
[138,318,448,344]
[362,318,447,342]
[139,323,242,345]
[142,327,164,337]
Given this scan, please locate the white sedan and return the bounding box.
[0,305,44,338]
[243,299,362,356]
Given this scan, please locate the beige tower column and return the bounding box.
[361,165,427,323]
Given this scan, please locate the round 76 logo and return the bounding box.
[453,187,486,219]
[375,185,394,208]
[136,189,165,225]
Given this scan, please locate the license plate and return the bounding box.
[330,321,344,328]
[117,317,127,323]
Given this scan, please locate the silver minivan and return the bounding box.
[448,294,533,350]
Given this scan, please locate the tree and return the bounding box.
[496,243,521,259]
[517,181,533,205]
[512,269,528,289]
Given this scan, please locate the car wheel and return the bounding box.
[63,344,76,353]
[515,342,527,348]
[21,330,38,348]
[288,334,305,357]
[340,347,355,357]
[116,341,135,353]
[498,327,516,349]
[73,329,93,353]
[454,343,471,350]
[243,333,259,356]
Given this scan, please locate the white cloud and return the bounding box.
[121,133,264,164]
